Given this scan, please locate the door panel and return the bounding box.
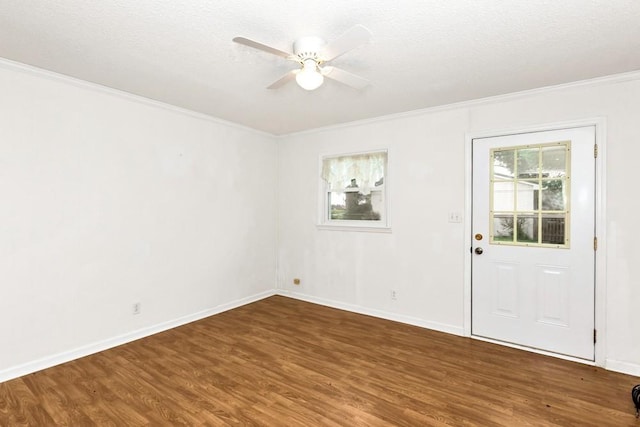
[494,262,519,317]
[535,265,569,327]
[472,126,595,360]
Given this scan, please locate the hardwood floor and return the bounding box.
[0,295,638,426]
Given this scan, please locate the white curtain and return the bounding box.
[321,151,386,194]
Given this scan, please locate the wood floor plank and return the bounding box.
[1,295,638,426]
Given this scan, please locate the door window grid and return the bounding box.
[489,141,571,248]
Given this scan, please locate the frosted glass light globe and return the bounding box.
[296,59,324,91]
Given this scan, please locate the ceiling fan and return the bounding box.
[232,25,372,91]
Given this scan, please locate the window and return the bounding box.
[490,141,570,247]
[320,150,388,230]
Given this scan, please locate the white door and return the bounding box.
[472,126,596,360]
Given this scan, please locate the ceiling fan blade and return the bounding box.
[321,25,372,61]
[232,36,293,59]
[267,70,297,89]
[322,66,370,90]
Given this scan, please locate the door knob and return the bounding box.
[475,247,483,255]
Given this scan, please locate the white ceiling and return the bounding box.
[1,1,639,135]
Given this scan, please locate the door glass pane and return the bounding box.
[541,180,566,211]
[541,145,567,178]
[493,149,515,179]
[541,214,566,244]
[516,180,539,211]
[517,148,539,179]
[493,215,514,242]
[493,182,514,211]
[489,141,570,248]
[516,215,538,243]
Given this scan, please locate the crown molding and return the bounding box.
[283,69,640,138]
[2,56,638,139]
[0,57,275,139]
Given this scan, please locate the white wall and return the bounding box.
[277,74,640,376]
[2,57,638,382]
[278,108,469,334]
[0,61,278,381]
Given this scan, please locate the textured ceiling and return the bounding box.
[1,1,639,135]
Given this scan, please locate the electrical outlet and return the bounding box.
[293,278,301,285]
[133,302,141,315]
[391,290,398,300]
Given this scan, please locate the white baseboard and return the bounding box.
[5,289,637,384]
[0,290,276,384]
[606,359,640,378]
[276,290,464,336]
[277,291,640,379]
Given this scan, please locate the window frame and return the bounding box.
[317,149,391,232]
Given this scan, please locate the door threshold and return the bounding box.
[471,334,596,366]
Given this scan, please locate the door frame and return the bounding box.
[463,117,607,367]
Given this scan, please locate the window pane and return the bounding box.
[517,147,539,179]
[541,145,567,178]
[541,179,566,211]
[541,214,566,244]
[493,215,514,242]
[329,190,382,221]
[516,180,539,211]
[493,149,515,179]
[322,150,387,226]
[329,192,346,219]
[516,215,538,243]
[493,181,514,211]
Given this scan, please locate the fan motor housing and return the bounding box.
[293,36,326,61]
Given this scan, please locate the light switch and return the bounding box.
[448,211,462,223]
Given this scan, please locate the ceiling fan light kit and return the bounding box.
[233,25,372,91]
[296,58,324,90]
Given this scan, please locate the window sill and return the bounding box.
[316,224,392,233]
